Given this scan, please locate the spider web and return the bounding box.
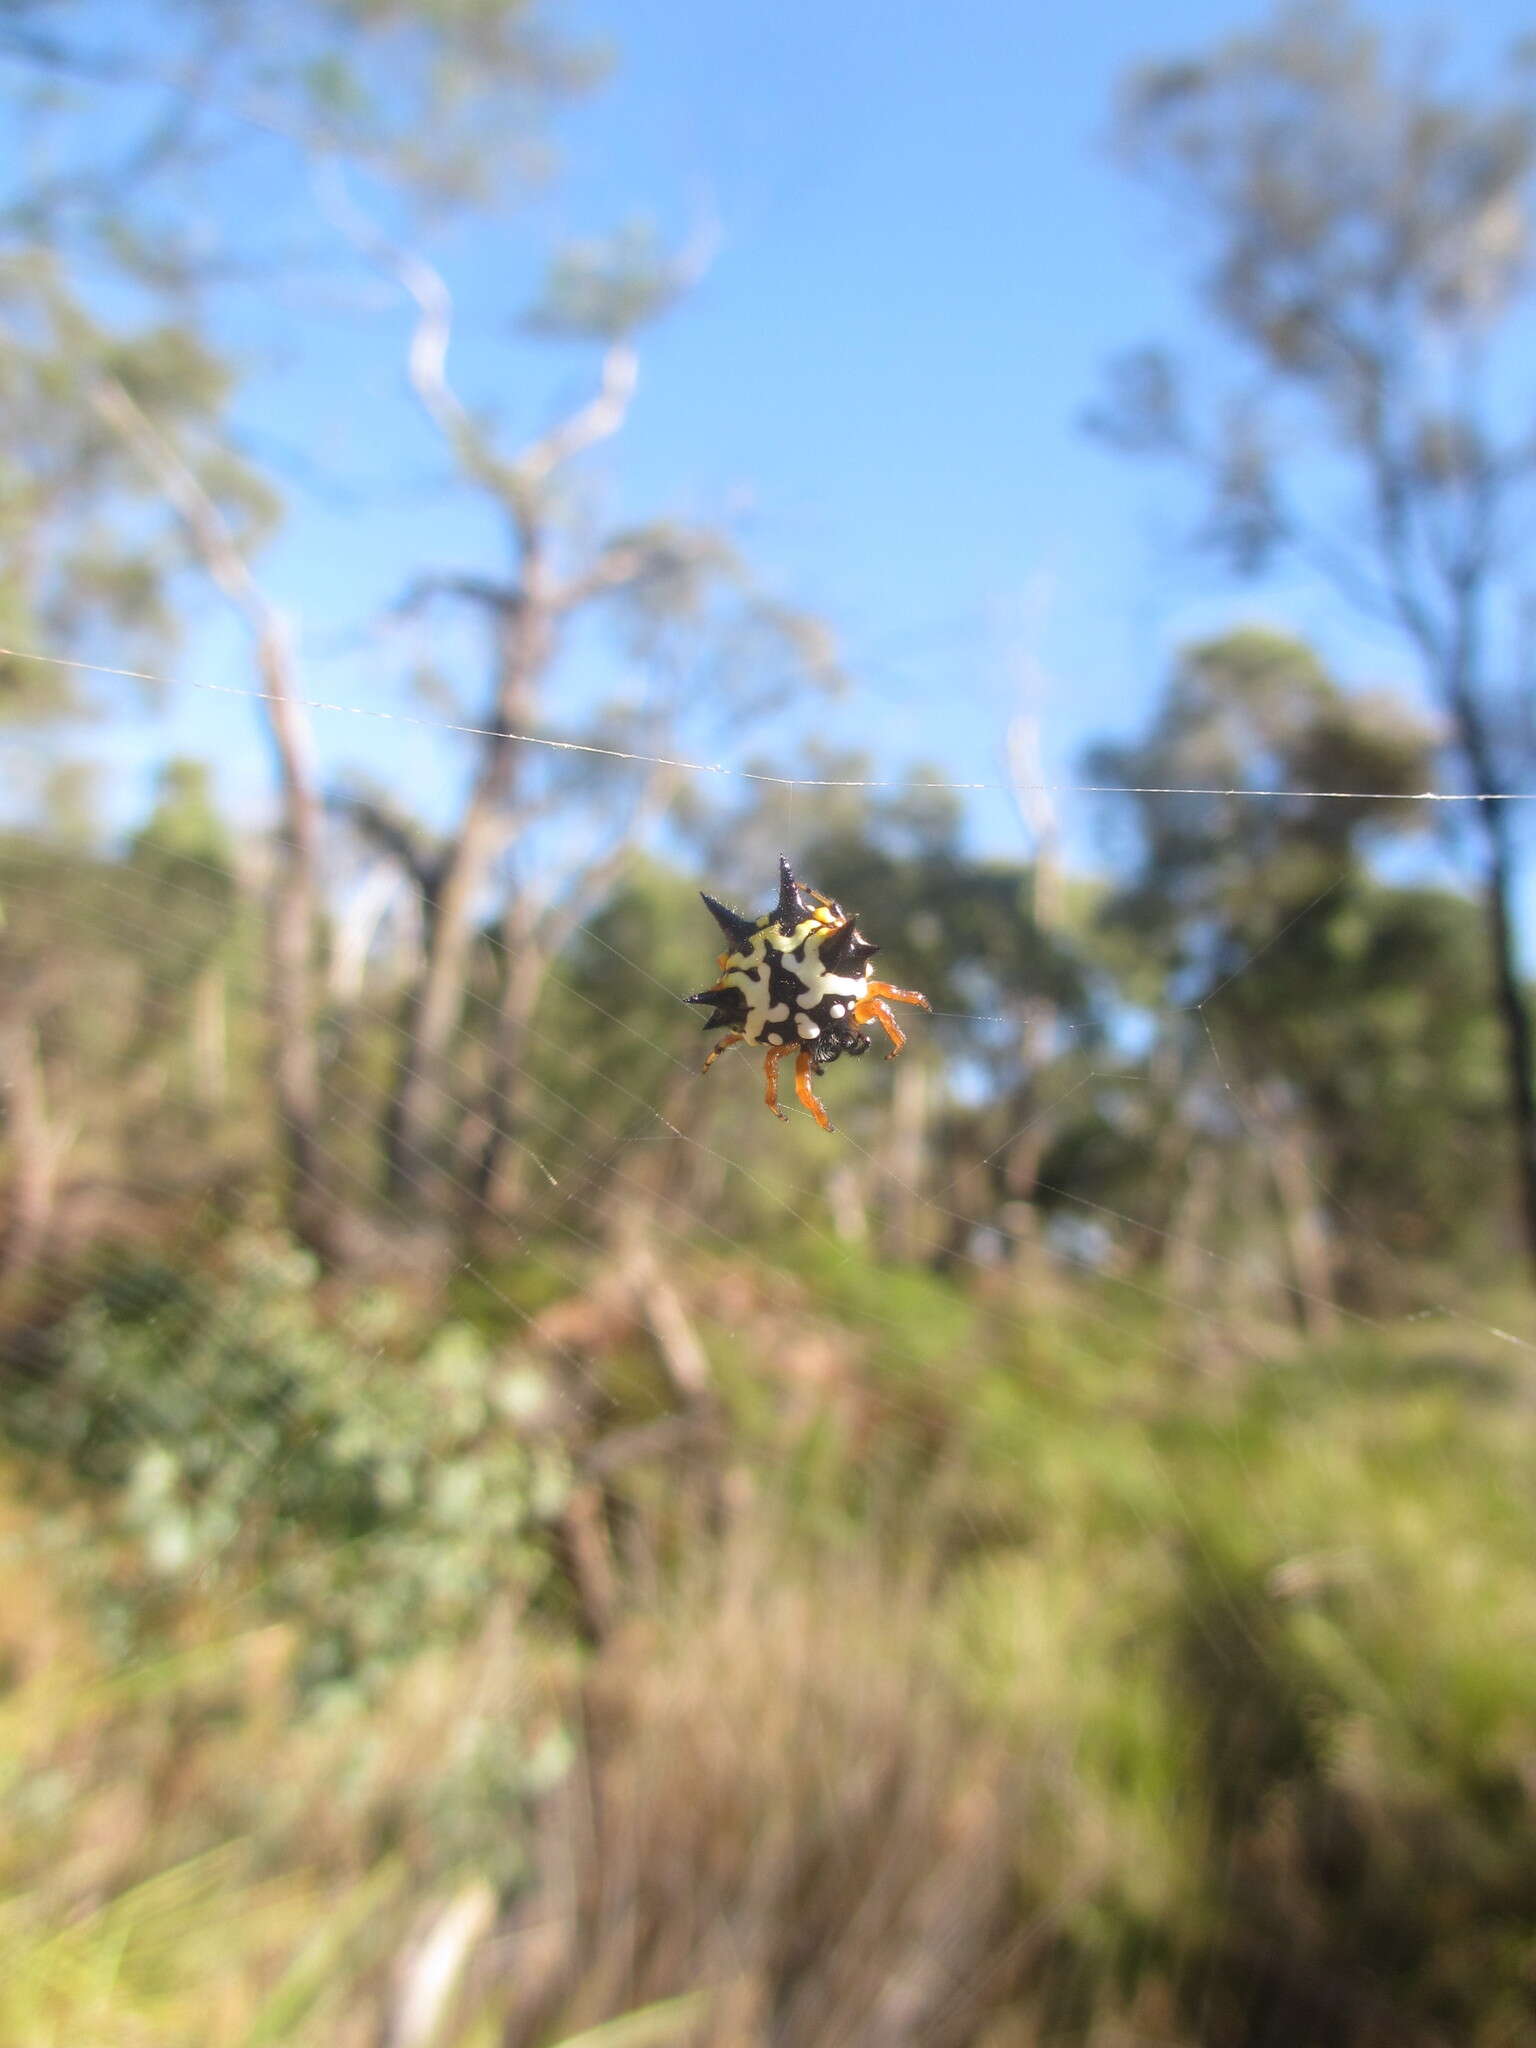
[3,617,1533,2044]
[7,639,1536,802]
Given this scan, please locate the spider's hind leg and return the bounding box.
[793,1048,835,1133]
[763,1045,790,1121]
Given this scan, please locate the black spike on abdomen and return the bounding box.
[686,984,749,1032]
[820,916,879,976]
[775,855,815,935]
[700,891,760,953]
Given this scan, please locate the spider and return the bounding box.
[686,856,932,1132]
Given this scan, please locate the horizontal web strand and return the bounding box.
[4,641,1530,802]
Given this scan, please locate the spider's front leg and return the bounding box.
[867,979,932,1013]
[854,980,932,1060]
[793,1047,835,1132]
[853,995,905,1057]
[701,1030,745,1075]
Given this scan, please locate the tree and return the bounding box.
[125,759,240,1102]
[1093,0,1536,1278]
[0,0,602,701]
[0,765,250,1290]
[1087,628,1503,1309]
[0,0,607,1253]
[335,216,840,1211]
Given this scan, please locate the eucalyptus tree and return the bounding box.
[0,0,605,1252]
[332,221,842,1211]
[1088,628,1503,1307]
[1094,0,1536,1276]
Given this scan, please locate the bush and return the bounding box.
[4,1233,570,1703]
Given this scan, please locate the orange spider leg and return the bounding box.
[854,980,931,1059]
[853,994,906,1058]
[866,979,933,1012]
[701,1030,744,1075]
[763,1044,790,1121]
[794,1047,834,1132]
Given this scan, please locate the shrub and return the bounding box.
[4,1233,569,1703]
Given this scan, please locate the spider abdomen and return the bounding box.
[716,929,874,1065]
[688,858,930,1130]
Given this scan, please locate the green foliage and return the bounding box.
[1082,629,1501,1275]
[1090,627,1435,954]
[1100,0,1536,568]
[931,1299,1536,2042]
[0,272,271,718]
[6,1234,569,1701]
[1096,1,1536,1278]
[789,1230,977,1385]
[0,820,265,1244]
[525,220,689,341]
[0,0,604,727]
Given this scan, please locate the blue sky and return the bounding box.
[42,0,1536,867]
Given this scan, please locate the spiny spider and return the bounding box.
[687,856,932,1132]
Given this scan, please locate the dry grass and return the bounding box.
[493,1527,1049,2047]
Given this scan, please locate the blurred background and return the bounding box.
[5,2,1536,2042]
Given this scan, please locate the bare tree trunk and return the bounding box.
[328,863,405,1005]
[382,813,498,1200]
[383,584,551,1202]
[1000,999,1058,1277]
[254,617,335,1258]
[1477,802,1536,1283]
[0,1017,61,1283]
[91,378,334,1263]
[1439,645,1536,1284]
[189,962,227,1111]
[881,1054,930,1263]
[584,1093,714,1405]
[466,893,547,1214]
[1003,704,1062,1270]
[350,238,642,1208]
[1163,1145,1223,1305]
[554,1483,619,1643]
[826,1158,871,1246]
[1261,1092,1337,1337]
[467,762,676,1216]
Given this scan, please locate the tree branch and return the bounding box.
[512,340,639,494]
[392,572,523,621]
[315,165,640,531]
[332,791,443,902]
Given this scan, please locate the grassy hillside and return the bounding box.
[5,1235,1534,2047]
